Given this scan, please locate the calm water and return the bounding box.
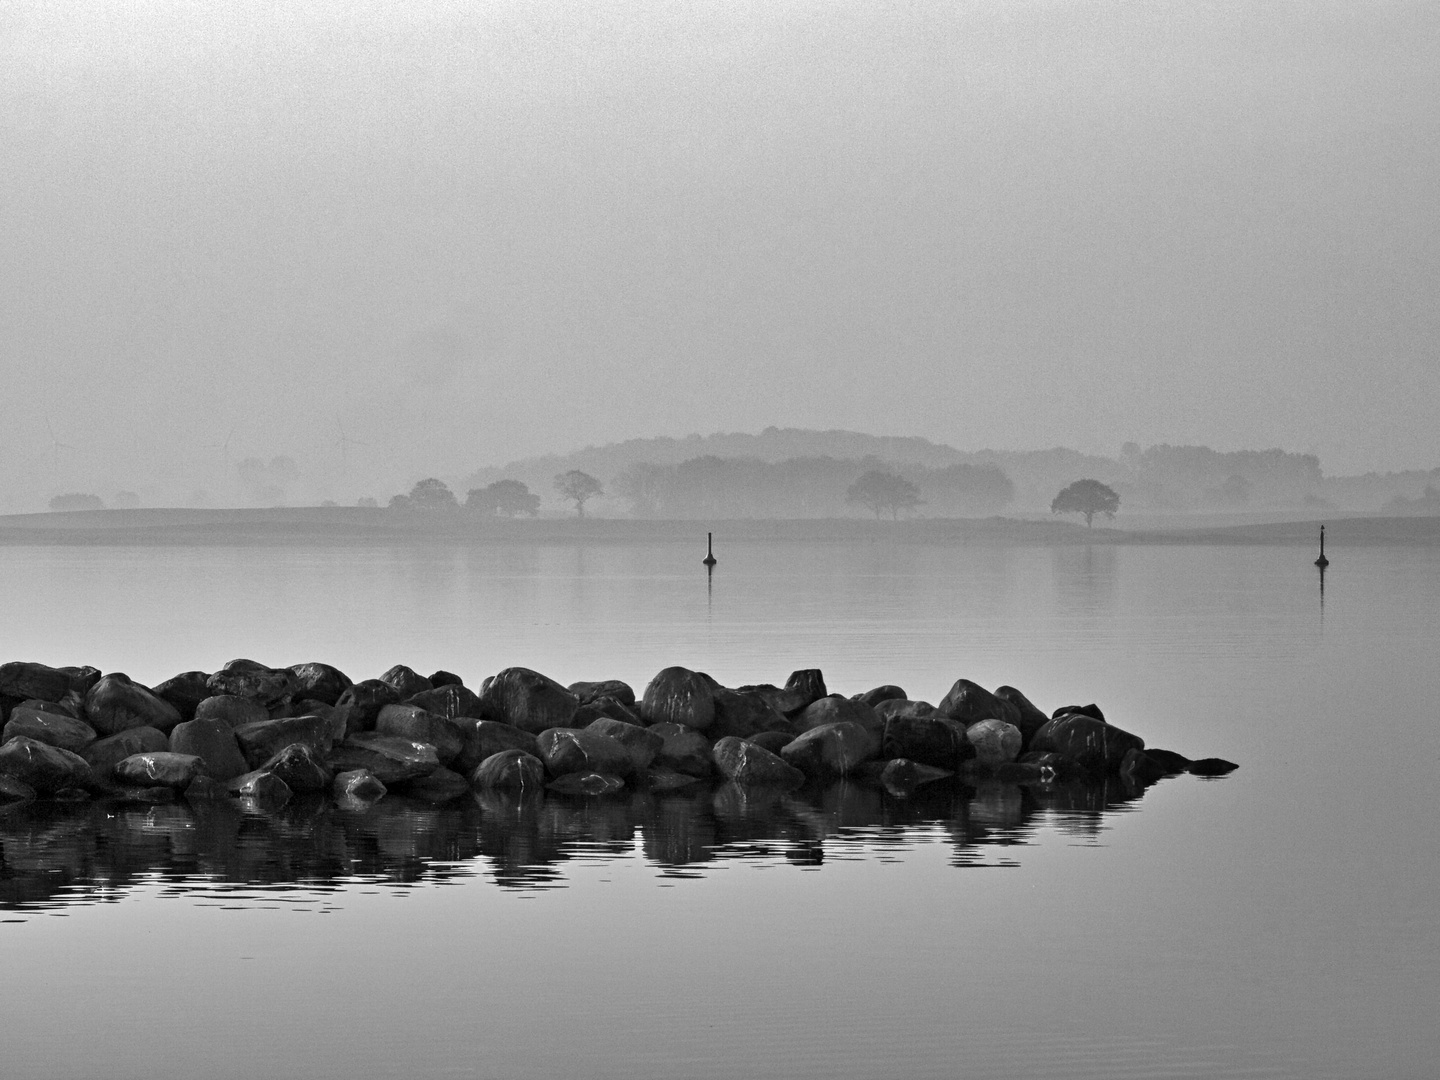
[2,539,1437,1079]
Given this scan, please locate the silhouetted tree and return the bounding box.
[554,470,603,517]
[1051,479,1120,527]
[356,496,378,508]
[404,477,458,511]
[845,470,923,519]
[466,479,540,517]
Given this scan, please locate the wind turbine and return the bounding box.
[44,419,76,476]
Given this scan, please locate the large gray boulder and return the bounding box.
[649,722,714,777]
[853,685,907,708]
[936,679,1022,729]
[536,728,634,778]
[378,664,432,700]
[194,695,269,728]
[206,660,298,711]
[233,715,332,770]
[331,679,401,738]
[404,683,483,722]
[227,770,292,809]
[783,669,828,710]
[114,752,203,790]
[796,695,883,737]
[568,680,636,708]
[284,662,351,706]
[992,685,1051,748]
[881,714,974,770]
[470,749,546,792]
[452,720,540,776]
[966,719,1023,766]
[1028,713,1144,776]
[0,661,82,704]
[0,736,94,793]
[333,769,387,805]
[874,699,938,722]
[780,721,880,779]
[151,671,213,723]
[397,765,470,803]
[640,667,717,732]
[586,717,663,772]
[168,718,250,781]
[574,696,643,727]
[260,743,333,793]
[710,688,788,739]
[481,668,579,734]
[375,704,465,765]
[81,726,169,779]
[327,733,439,785]
[3,706,96,753]
[711,736,805,787]
[85,674,182,737]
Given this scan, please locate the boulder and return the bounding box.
[881,714,974,770]
[0,661,79,704]
[333,769,387,804]
[783,669,828,709]
[288,662,352,706]
[0,774,37,802]
[878,758,951,796]
[711,736,805,787]
[375,704,465,765]
[206,660,298,711]
[168,718,250,781]
[711,688,788,739]
[85,674,183,736]
[966,719,1023,766]
[936,679,1022,729]
[481,668,579,734]
[427,670,463,689]
[233,715,333,769]
[874,699,938,722]
[327,734,439,785]
[993,685,1052,747]
[734,683,812,719]
[397,766,471,803]
[404,683,483,722]
[227,770,292,809]
[378,664,432,700]
[546,772,625,796]
[536,728,634,778]
[569,680,637,708]
[453,720,540,776]
[574,696,643,727]
[796,695,883,737]
[1028,714,1144,776]
[1118,748,1169,787]
[3,707,97,753]
[1188,758,1239,777]
[585,717,663,772]
[114,752,203,790]
[331,680,401,738]
[81,727,169,779]
[59,666,102,695]
[649,722,714,777]
[640,667,717,731]
[0,736,94,793]
[470,749,546,792]
[182,774,230,801]
[744,731,794,756]
[152,671,213,723]
[260,743,333,793]
[1052,703,1105,722]
[853,685,907,708]
[194,695,269,729]
[1142,748,1192,774]
[779,721,881,779]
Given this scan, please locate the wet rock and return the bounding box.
[937,679,1022,729]
[574,696,643,727]
[194,695,269,729]
[711,687,788,739]
[853,685,907,708]
[81,727,169,779]
[569,680,637,708]
[328,733,439,785]
[453,720,540,776]
[114,752,203,790]
[206,660,297,711]
[333,769,387,804]
[260,743,333,793]
[481,668,579,734]
[585,717,663,772]
[331,680,401,738]
[3,706,97,753]
[641,667,718,732]
[993,685,1052,748]
[0,774,36,802]
[780,721,881,779]
[992,761,1049,782]
[735,683,812,719]
[650,722,715,777]
[227,770,292,809]
[233,715,333,769]
[1029,714,1144,776]
[1142,748,1192,774]
[85,674,183,737]
[744,731,794,756]
[638,768,703,793]
[470,749,546,792]
[537,728,634,778]
[378,664,432,700]
[966,719,1023,766]
[1118,748,1169,786]
[711,736,805,787]
[0,736,94,793]
[397,765,471,803]
[428,670,463,688]
[0,661,77,704]
[797,695,883,737]
[1052,703,1105,722]
[405,683,483,722]
[881,714,974,770]
[874,699,938,722]
[375,704,465,765]
[878,758,951,796]
[167,719,249,781]
[546,772,625,796]
[183,774,229,801]
[288,662,352,706]
[152,671,213,723]
[784,669,828,710]
[1188,757,1239,776]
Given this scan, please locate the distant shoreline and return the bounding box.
[0,507,1436,547]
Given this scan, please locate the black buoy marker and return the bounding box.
[703,532,717,568]
[1314,525,1329,568]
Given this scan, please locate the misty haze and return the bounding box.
[3,4,1438,1080]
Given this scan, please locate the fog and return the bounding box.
[3,1,1437,509]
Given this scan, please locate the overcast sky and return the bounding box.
[2,0,1437,505]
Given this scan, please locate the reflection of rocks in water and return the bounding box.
[1,771,1164,912]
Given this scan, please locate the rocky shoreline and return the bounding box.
[0,659,1236,812]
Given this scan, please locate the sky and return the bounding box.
[2,0,1437,508]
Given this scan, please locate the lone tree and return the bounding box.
[1051,479,1120,527]
[466,479,540,517]
[845,470,924,520]
[554,470,603,517]
[398,477,458,511]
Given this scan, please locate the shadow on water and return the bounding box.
[0,773,1161,911]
